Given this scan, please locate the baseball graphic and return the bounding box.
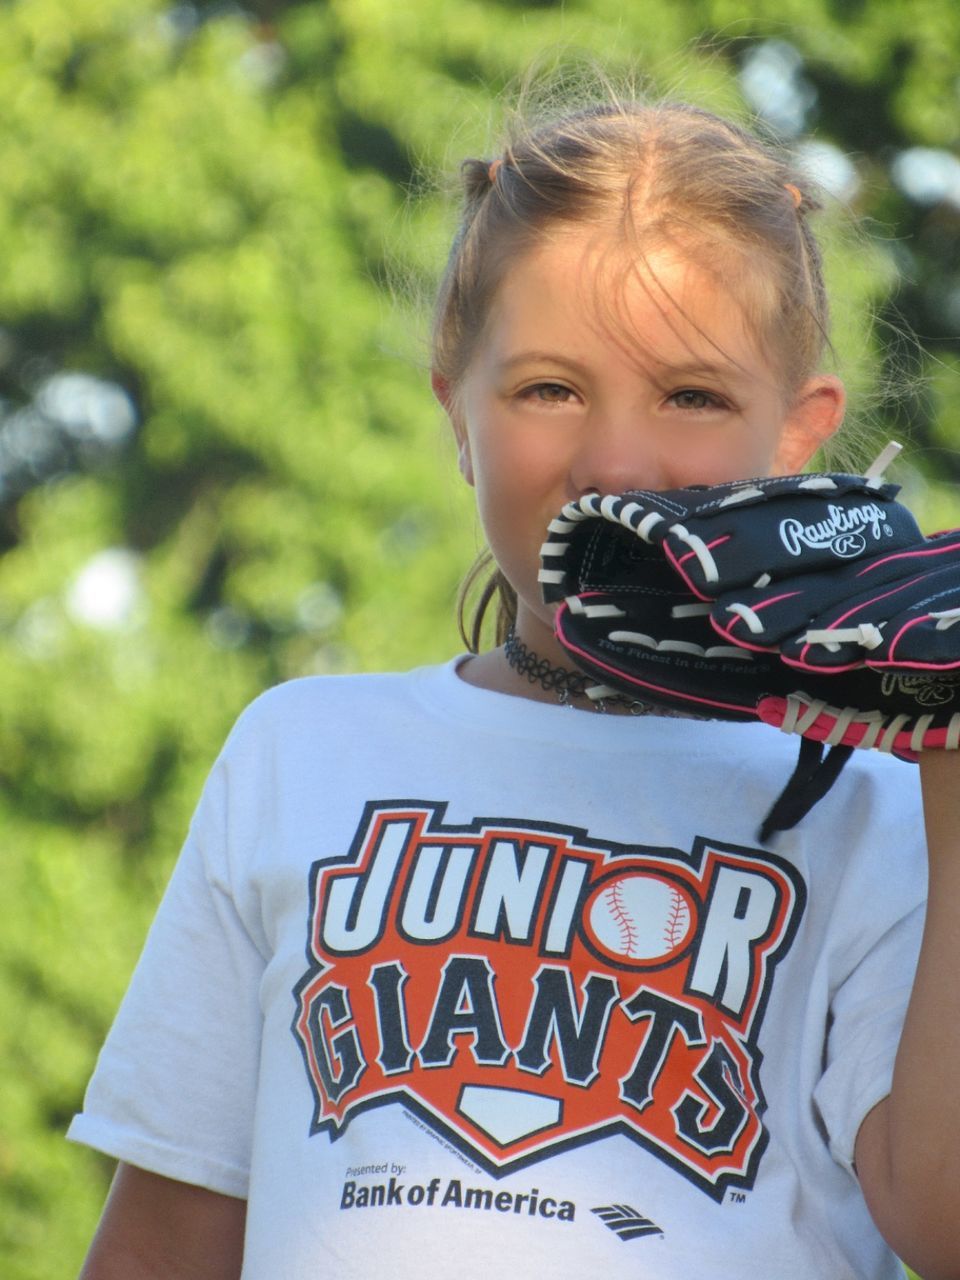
[585,873,695,966]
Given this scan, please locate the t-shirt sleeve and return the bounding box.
[67,731,267,1198]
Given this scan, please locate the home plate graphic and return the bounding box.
[457,1085,563,1145]
[292,801,806,1200]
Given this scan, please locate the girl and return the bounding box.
[71,94,960,1280]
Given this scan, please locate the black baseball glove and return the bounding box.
[539,467,960,839]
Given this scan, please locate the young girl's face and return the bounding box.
[440,227,844,660]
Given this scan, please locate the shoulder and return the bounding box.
[803,747,926,919]
[222,663,451,755]
[185,664,454,840]
[832,746,923,827]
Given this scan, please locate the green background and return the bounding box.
[2,2,958,1275]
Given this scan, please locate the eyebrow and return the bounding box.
[654,360,748,382]
[496,350,748,383]
[496,352,592,375]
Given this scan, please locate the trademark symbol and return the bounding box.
[727,1190,747,1204]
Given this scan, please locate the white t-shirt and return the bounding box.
[69,659,924,1278]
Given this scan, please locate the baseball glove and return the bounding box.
[538,463,960,839]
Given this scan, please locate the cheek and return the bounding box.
[470,469,551,592]
[472,482,529,560]
[470,423,567,503]
[668,424,785,487]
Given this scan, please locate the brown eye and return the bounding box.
[671,389,723,410]
[531,383,573,403]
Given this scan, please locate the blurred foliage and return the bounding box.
[0,1,956,1276]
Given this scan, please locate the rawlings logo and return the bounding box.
[880,672,960,707]
[779,502,888,559]
[292,802,805,1202]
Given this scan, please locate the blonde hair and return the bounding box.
[433,97,835,651]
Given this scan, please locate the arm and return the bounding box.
[855,750,960,1280]
[79,1163,246,1280]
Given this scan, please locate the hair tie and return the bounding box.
[488,158,502,184]
[784,182,803,210]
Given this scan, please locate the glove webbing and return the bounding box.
[758,739,854,843]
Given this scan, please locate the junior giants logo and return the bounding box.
[292,802,805,1202]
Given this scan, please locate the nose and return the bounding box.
[568,410,661,498]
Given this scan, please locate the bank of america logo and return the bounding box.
[591,1203,663,1241]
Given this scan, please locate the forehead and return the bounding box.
[480,227,776,381]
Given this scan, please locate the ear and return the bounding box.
[432,370,475,486]
[773,375,846,474]
[431,370,453,413]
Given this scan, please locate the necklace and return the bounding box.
[503,628,658,715]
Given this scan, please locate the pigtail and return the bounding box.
[456,551,516,653]
[461,157,498,204]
